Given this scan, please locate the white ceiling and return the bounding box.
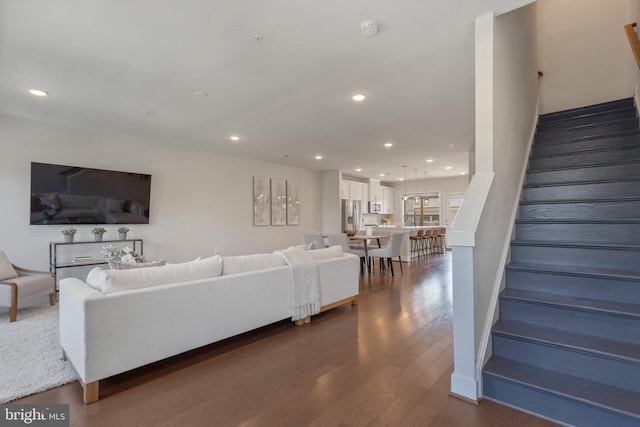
[0,0,532,182]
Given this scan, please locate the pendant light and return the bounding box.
[423,171,429,206]
[414,169,420,204]
[402,166,408,201]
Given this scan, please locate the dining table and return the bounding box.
[348,234,385,274]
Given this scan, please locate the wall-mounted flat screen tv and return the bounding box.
[30,162,151,225]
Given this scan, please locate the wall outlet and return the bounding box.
[214,247,219,254]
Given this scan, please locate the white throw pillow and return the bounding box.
[308,245,343,261]
[86,267,105,291]
[0,250,18,281]
[222,254,287,275]
[94,255,223,294]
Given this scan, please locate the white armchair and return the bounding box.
[0,250,55,322]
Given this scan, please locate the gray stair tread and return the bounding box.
[484,357,640,417]
[506,262,640,281]
[493,319,640,363]
[539,98,634,123]
[516,218,640,224]
[500,288,640,318]
[528,159,640,173]
[519,196,640,205]
[539,105,636,126]
[534,129,640,146]
[535,116,639,135]
[531,143,640,159]
[523,177,640,189]
[511,240,640,251]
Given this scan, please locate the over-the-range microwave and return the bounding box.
[369,201,382,213]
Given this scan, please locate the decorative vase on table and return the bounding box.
[64,234,74,243]
[94,234,103,242]
[119,232,127,240]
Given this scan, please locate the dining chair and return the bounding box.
[367,233,404,276]
[303,232,325,250]
[327,234,368,274]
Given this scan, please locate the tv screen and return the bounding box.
[30,162,151,225]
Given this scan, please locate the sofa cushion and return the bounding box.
[222,254,287,275]
[87,255,223,294]
[0,250,18,281]
[308,245,343,261]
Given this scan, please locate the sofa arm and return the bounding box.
[59,278,104,382]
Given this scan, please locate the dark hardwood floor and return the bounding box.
[17,252,558,426]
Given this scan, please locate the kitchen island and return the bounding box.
[372,225,444,261]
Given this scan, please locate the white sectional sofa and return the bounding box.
[58,247,359,403]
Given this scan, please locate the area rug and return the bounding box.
[0,305,77,403]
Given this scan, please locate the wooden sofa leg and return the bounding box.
[80,379,99,404]
[9,283,17,322]
[351,296,359,306]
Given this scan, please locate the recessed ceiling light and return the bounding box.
[315,155,323,160]
[445,166,452,170]
[28,89,49,97]
[355,168,362,172]
[426,159,434,163]
[399,178,404,181]
[352,94,366,102]
[460,172,466,175]
[448,144,454,148]
[379,173,385,177]
[194,91,208,97]
[230,135,240,141]
[384,142,393,147]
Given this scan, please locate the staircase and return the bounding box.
[482,98,640,426]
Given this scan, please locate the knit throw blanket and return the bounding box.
[274,246,321,321]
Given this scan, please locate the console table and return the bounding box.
[49,239,143,288]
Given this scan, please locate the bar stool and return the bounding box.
[410,229,424,258]
[437,227,447,253]
[422,228,432,255]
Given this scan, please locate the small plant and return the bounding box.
[61,227,77,235]
[118,227,130,233]
[91,226,107,235]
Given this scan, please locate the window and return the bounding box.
[403,194,439,226]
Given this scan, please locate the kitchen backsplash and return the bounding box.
[363,213,393,226]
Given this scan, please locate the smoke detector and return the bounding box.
[360,20,379,37]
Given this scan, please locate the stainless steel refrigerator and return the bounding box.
[342,199,362,232]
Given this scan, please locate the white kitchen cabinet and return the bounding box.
[362,184,369,213]
[369,179,382,202]
[382,186,394,214]
[349,182,363,202]
[340,180,349,199]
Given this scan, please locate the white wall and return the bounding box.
[538,0,634,113]
[0,115,323,271]
[449,2,538,401]
[629,0,640,101]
